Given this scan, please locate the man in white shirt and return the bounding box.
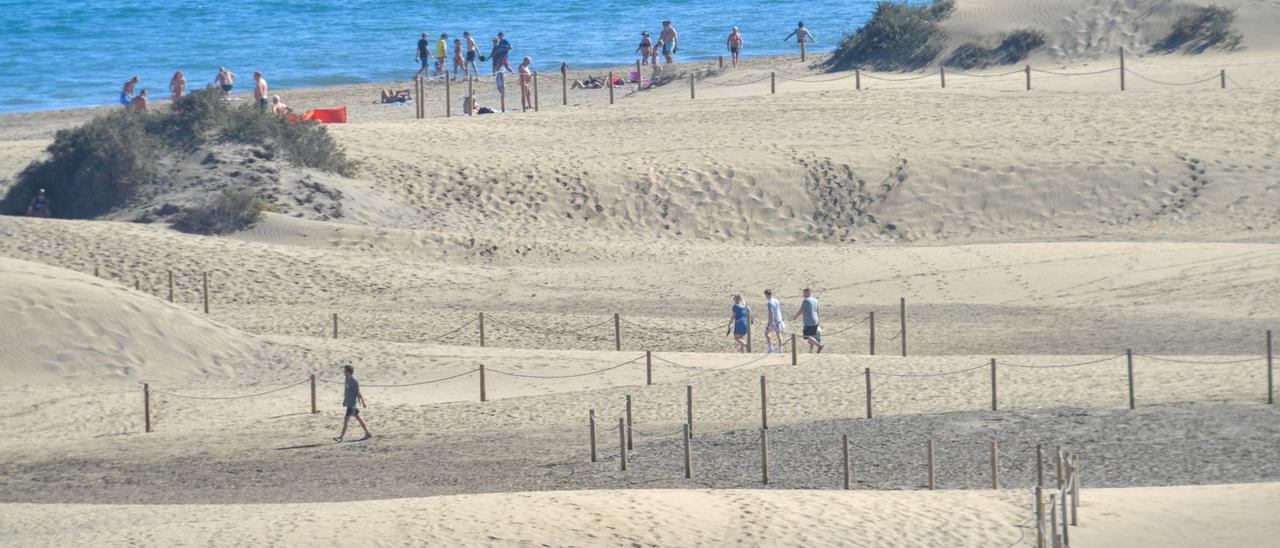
[763,289,785,353]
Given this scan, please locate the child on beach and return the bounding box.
[453,38,466,79]
[120,76,138,106]
[169,71,186,103]
[334,365,372,442]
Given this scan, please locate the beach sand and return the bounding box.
[2,0,1280,545]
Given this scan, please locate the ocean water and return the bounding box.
[0,0,880,113]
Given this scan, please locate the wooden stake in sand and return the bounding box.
[1267,330,1274,405]
[134,280,140,291]
[761,428,770,484]
[445,73,452,117]
[746,319,752,353]
[645,350,653,385]
[561,63,568,105]
[202,272,209,314]
[94,264,100,278]
[332,313,338,339]
[608,72,615,105]
[690,74,696,100]
[310,374,317,414]
[635,60,642,91]
[800,41,807,62]
[1127,349,1135,409]
[683,423,692,478]
[686,385,694,437]
[143,383,151,433]
[760,375,768,430]
[1119,47,1127,91]
[770,72,776,94]
[864,368,873,419]
[842,433,851,490]
[1221,69,1226,89]
[478,312,486,347]
[1026,65,1032,91]
[167,270,174,303]
[1035,485,1045,548]
[533,72,539,111]
[927,438,936,490]
[899,297,907,357]
[1050,494,1060,548]
[791,333,797,365]
[1056,446,1064,488]
[940,66,946,88]
[614,313,621,351]
[869,311,876,355]
[589,409,598,462]
[855,69,861,91]
[990,358,998,411]
[619,418,628,471]
[479,364,487,402]
[990,440,999,489]
[1036,444,1044,487]
[625,394,634,450]
[719,55,724,69]
[500,75,506,112]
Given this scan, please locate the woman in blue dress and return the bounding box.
[727,294,751,352]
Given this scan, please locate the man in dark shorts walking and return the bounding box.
[791,288,824,353]
[334,365,372,442]
[415,32,432,79]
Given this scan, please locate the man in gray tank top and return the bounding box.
[792,288,824,353]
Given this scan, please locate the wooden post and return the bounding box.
[1127,349,1135,409]
[143,383,151,433]
[1037,444,1044,487]
[1267,330,1273,404]
[683,423,692,478]
[1119,47,1126,91]
[608,72,614,105]
[445,73,451,117]
[1056,446,1064,488]
[1061,485,1070,547]
[718,55,724,69]
[927,438,935,490]
[614,313,621,351]
[790,333,797,365]
[760,375,768,430]
[619,418,627,471]
[869,312,876,355]
[635,60,642,91]
[332,313,338,339]
[479,312,486,347]
[1220,69,1226,89]
[842,433,851,490]
[990,358,998,411]
[761,428,770,484]
[310,374,317,414]
[1035,486,1045,548]
[202,271,209,314]
[770,72,776,94]
[500,75,506,113]
[801,41,807,62]
[533,72,539,112]
[746,318,752,353]
[561,63,568,105]
[167,270,174,303]
[686,385,694,437]
[645,350,652,385]
[94,264,100,277]
[479,364,487,402]
[468,75,474,113]
[625,394,633,450]
[1050,494,1060,548]
[589,409,598,462]
[940,66,946,88]
[899,297,907,357]
[1071,454,1080,525]
[864,368,873,419]
[990,440,999,489]
[855,68,861,91]
[1026,65,1032,91]
[414,77,421,119]
[520,72,527,113]
[689,75,695,100]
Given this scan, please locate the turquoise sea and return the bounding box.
[0,0,880,113]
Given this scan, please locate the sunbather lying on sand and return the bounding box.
[381,89,412,103]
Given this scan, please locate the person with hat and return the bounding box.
[637,31,654,65]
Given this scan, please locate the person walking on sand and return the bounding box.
[727,27,744,67]
[727,295,752,353]
[253,71,268,111]
[415,32,432,79]
[120,76,139,106]
[129,89,149,112]
[791,288,823,353]
[763,288,785,353]
[334,365,372,442]
[519,56,534,110]
[495,32,514,73]
[658,20,679,65]
[463,32,480,77]
[434,33,449,78]
[215,67,236,97]
[783,21,817,48]
[169,71,186,103]
[453,38,466,79]
[637,31,653,66]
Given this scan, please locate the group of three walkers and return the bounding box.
[730,288,824,354]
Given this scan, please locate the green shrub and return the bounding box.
[0,88,356,219]
[824,0,956,72]
[1153,5,1243,54]
[172,189,265,234]
[945,29,1047,69]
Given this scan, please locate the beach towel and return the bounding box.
[302,107,347,124]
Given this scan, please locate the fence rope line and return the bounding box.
[1000,354,1125,369]
[484,315,614,339]
[1124,69,1220,87]
[771,371,866,386]
[820,314,872,338]
[861,71,938,82]
[590,413,622,431]
[318,367,480,388]
[949,68,1026,78]
[488,355,646,379]
[1030,67,1120,76]
[873,361,991,378]
[625,423,687,438]
[776,73,854,83]
[700,75,773,87]
[152,379,309,400]
[1135,354,1265,365]
[620,317,730,337]
[885,329,903,341]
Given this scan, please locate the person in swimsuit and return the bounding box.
[453,39,466,79]
[783,21,817,47]
[435,34,449,78]
[270,95,289,115]
[120,76,138,106]
[129,89,149,112]
[27,189,51,218]
[463,32,480,77]
[253,71,268,110]
[381,89,411,103]
[728,295,751,352]
[763,288,785,353]
[333,365,372,442]
[518,56,534,110]
[790,288,823,353]
[637,32,653,66]
[169,71,186,103]
[215,67,236,96]
[727,27,744,67]
[658,20,678,65]
[415,32,432,79]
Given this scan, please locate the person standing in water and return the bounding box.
[763,288,785,353]
[334,365,372,442]
[727,295,752,353]
[169,71,186,103]
[727,27,744,67]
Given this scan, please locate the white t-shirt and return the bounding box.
[767,298,783,328]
